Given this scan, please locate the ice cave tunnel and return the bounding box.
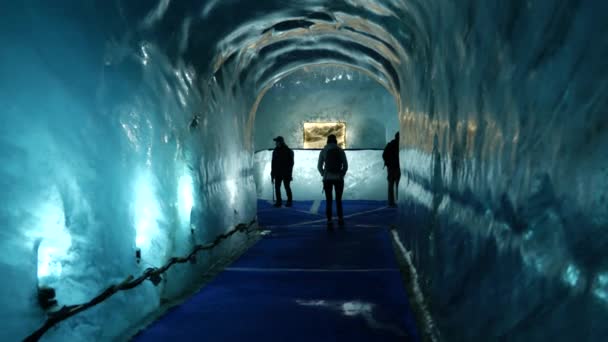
[1,1,607,341]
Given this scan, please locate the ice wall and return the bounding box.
[254,66,399,150]
[395,1,608,340]
[254,150,388,201]
[2,0,608,341]
[0,2,256,341]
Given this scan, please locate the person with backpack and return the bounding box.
[382,132,400,207]
[271,136,294,207]
[317,134,348,228]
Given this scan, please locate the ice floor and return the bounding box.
[133,200,419,341]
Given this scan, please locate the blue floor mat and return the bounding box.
[232,226,399,270]
[257,200,395,226]
[134,200,419,342]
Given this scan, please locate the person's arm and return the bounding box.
[288,149,294,178]
[289,149,294,169]
[317,149,325,176]
[341,149,348,177]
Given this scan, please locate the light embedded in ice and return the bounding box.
[133,170,167,267]
[226,179,238,206]
[38,245,63,280]
[177,167,195,226]
[34,187,72,282]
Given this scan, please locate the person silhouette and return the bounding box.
[271,136,294,207]
[382,132,400,207]
[317,134,348,228]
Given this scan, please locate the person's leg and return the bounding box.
[387,169,397,207]
[284,180,293,206]
[274,178,283,206]
[323,181,333,222]
[388,178,395,206]
[336,179,344,225]
[395,171,401,203]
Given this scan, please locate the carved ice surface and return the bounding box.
[255,66,399,150]
[1,0,607,341]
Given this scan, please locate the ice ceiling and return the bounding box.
[1,0,607,341]
[254,65,399,150]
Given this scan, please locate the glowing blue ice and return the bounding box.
[1,0,607,341]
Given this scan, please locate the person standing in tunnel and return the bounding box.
[271,136,294,207]
[383,132,401,208]
[318,134,348,228]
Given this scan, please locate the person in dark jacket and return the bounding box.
[271,136,294,207]
[318,134,348,228]
[382,132,401,207]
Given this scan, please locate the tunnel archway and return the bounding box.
[249,63,400,201]
[2,1,608,341]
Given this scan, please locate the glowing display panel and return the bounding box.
[303,122,346,149]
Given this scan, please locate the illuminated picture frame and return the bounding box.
[303,122,346,149]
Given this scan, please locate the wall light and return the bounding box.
[226,179,237,206]
[177,167,194,226]
[38,244,64,279]
[35,187,72,283]
[133,170,166,267]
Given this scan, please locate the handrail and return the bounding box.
[24,219,258,342]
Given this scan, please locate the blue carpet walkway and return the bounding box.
[134,200,419,342]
